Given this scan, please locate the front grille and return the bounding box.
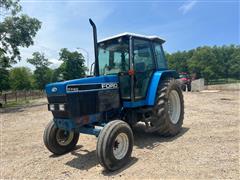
[47,95,67,103]
[67,91,98,116]
[47,89,120,120]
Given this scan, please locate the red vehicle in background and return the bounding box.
[179,72,191,91]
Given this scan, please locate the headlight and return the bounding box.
[48,103,66,111]
[59,104,65,111]
[49,104,55,111]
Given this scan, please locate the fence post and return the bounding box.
[4,94,7,104]
[15,91,17,102]
[24,91,27,101]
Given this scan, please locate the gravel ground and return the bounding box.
[1,91,239,179]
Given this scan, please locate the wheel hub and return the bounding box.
[56,129,74,146]
[113,133,129,160]
[168,90,181,124]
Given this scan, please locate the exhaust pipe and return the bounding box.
[89,18,99,76]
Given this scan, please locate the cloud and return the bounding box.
[179,1,198,14]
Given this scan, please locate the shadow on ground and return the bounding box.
[102,157,138,176]
[65,148,98,170]
[133,123,189,150]
[64,124,189,174]
[49,145,83,158]
[66,147,138,175]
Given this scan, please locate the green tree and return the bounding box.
[212,45,235,79]
[189,47,219,81]
[166,45,239,82]
[0,0,21,16]
[27,52,53,89]
[0,0,41,91]
[0,50,11,92]
[229,46,240,79]
[9,67,33,90]
[0,68,10,93]
[58,48,87,80]
[27,52,51,68]
[0,0,41,64]
[51,67,64,82]
[33,67,53,89]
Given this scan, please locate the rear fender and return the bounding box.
[146,70,178,105]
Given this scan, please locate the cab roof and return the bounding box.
[98,32,165,44]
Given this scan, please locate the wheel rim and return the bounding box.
[56,129,74,146]
[168,90,181,124]
[113,133,129,160]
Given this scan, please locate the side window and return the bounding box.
[154,43,167,69]
[133,39,154,71]
[133,39,155,99]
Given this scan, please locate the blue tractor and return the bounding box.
[44,19,184,171]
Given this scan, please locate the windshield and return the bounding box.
[98,37,129,75]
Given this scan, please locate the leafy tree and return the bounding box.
[0,0,41,65]
[189,47,218,81]
[0,0,21,16]
[0,0,41,91]
[167,51,190,72]
[166,45,240,82]
[229,46,240,79]
[0,68,10,93]
[0,50,11,92]
[9,67,33,90]
[58,48,87,80]
[27,52,53,89]
[51,67,64,82]
[27,52,51,68]
[33,66,53,89]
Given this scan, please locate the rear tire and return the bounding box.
[151,78,184,136]
[43,121,79,155]
[96,120,134,171]
[181,84,186,91]
[187,84,191,91]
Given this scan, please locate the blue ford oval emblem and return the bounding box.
[51,87,57,92]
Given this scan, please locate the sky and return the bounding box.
[15,0,239,70]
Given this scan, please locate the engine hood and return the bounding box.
[45,75,119,96]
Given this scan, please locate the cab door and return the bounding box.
[133,38,155,100]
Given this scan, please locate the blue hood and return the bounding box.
[45,75,119,96]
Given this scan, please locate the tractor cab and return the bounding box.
[97,33,168,104]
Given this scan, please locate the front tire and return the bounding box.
[151,78,184,136]
[96,120,134,171]
[43,121,79,155]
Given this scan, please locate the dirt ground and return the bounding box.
[1,91,239,179]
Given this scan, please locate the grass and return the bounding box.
[1,98,44,108]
